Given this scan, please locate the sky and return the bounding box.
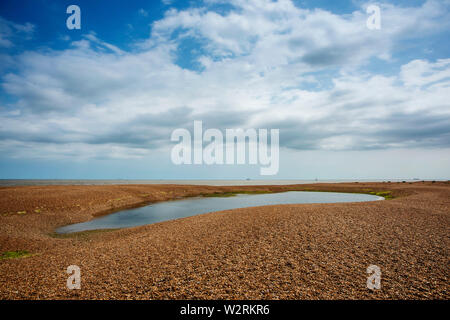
[0,0,449,180]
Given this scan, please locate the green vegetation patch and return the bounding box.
[202,192,237,197]
[0,250,32,260]
[203,189,395,199]
[369,191,393,199]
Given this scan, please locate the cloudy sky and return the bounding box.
[0,0,449,180]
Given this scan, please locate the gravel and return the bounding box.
[0,182,448,299]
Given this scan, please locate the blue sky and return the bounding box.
[0,0,449,179]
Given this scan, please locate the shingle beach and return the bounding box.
[0,182,448,299]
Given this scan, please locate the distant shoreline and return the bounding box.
[0,178,435,187]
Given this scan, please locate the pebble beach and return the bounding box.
[0,182,448,299]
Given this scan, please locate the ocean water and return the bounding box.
[0,179,419,187]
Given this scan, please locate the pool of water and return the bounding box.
[55,191,384,234]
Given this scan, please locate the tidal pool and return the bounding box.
[55,191,384,234]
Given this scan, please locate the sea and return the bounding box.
[0,179,422,187]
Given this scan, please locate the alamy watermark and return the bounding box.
[66,5,81,30]
[64,4,380,32]
[64,263,382,292]
[66,265,81,290]
[367,265,381,290]
[171,121,279,175]
[366,5,381,30]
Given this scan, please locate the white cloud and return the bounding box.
[401,59,450,88]
[151,0,450,69]
[0,17,34,48]
[0,0,449,161]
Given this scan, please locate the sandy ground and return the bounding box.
[0,182,448,300]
